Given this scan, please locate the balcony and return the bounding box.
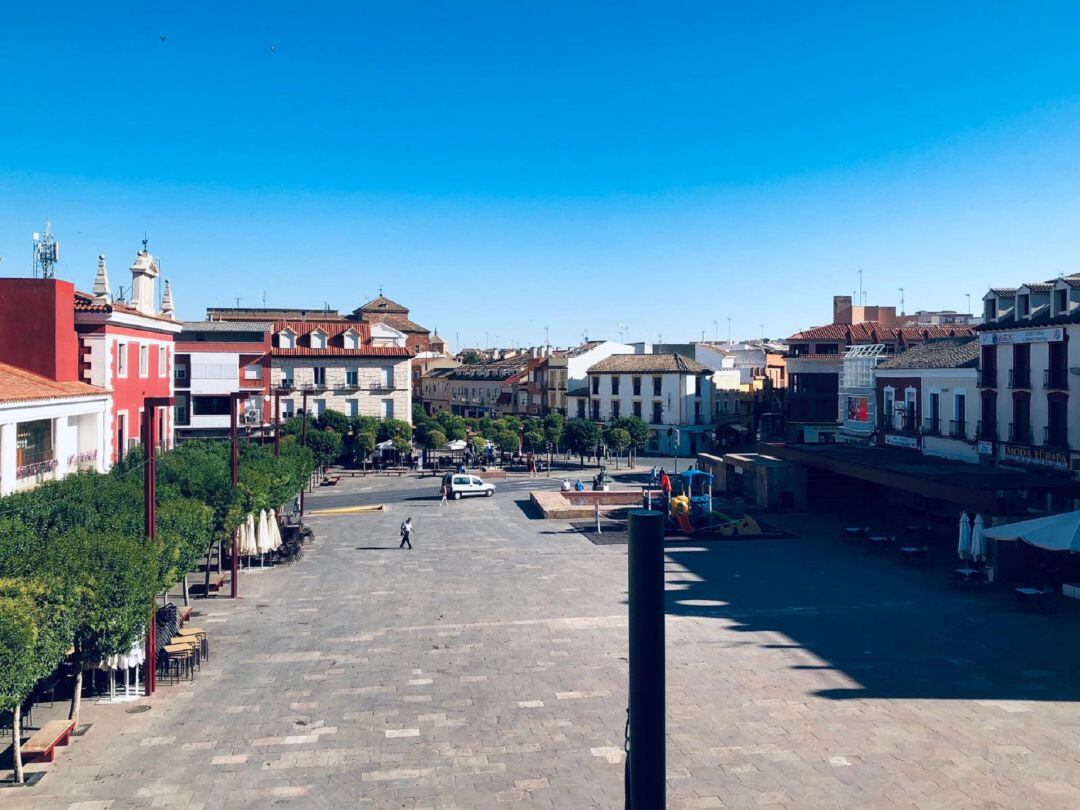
[977,368,996,388]
[949,419,967,439]
[1044,425,1069,449]
[1008,368,1031,389]
[977,420,997,441]
[1044,368,1069,390]
[1008,422,1031,444]
[879,413,917,434]
[922,417,941,436]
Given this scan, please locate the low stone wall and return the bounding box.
[530,490,644,519]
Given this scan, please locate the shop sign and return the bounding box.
[977,440,994,456]
[1001,443,1069,470]
[980,327,1064,346]
[16,459,58,479]
[884,433,919,450]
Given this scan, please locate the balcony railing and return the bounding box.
[949,419,967,439]
[1009,368,1031,389]
[977,420,997,441]
[922,417,941,435]
[1044,425,1069,448]
[977,368,996,387]
[1044,368,1069,390]
[880,413,917,433]
[1009,422,1031,443]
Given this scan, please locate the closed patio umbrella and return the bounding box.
[268,509,281,550]
[257,509,270,557]
[970,513,987,562]
[957,512,972,560]
[246,513,257,558]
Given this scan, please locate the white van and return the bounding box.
[442,473,495,500]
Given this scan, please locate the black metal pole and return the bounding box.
[627,509,665,809]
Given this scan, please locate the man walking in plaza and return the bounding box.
[440,480,448,505]
[399,517,414,549]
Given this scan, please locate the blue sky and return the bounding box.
[3,2,1080,348]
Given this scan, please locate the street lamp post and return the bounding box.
[274,390,282,456]
[229,392,251,599]
[300,389,310,522]
[142,395,173,697]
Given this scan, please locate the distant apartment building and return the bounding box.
[174,321,272,440]
[446,360,529,418]
[568,354,714,456]
[419,367,457,415]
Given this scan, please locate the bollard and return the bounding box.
[627,509,665,809]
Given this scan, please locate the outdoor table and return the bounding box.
[1015,586,1053,609]
[899,546,929,563]
[953,567,986,585]
[842,527,867,543]
[868,535,893,552]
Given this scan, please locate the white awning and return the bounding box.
[983,511,1080,553]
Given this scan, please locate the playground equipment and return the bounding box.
[658,468,767,537]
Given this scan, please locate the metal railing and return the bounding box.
[978,368,996,387]
[1044,425,1069,448]
[1044,368,1069,390]
[949,419,967,439]
[879,413,917,433]
[976,420,997,440]
[1009,422,1031,443]
[922,417,941,436]
[1009,368,1031,389]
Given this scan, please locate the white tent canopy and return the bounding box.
[983,511,1080,553]
[445,439,467,451]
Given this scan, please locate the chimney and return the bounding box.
[160,279,174,318]
[129,248,159,316]
[0,278,79,382]
[833,295,853,325]
[92,254,112,305]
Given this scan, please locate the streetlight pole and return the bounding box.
[229,392,251,600]
[142,396,173,697]
[300,389,310,523]
[274,390,282,456]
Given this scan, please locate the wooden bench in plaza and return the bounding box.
[22,718,76,763]
[207,573,226,594]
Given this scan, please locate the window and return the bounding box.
[632,376,641,396]
[116,412,127,459]
[314,399,326,416]
[343,330,359,349]
[244,364,262,380]
[117,342,128,377]
[192,396,232,416]
[347,399,359,417]
[652,376,662,396]
[346,369,359,387]
[688,375,696,396]
[313,367,327,388]
[612,400,621,419]
[383,399,394,419]
[279,330,296,349]
[158,346,167,377]
[282,399,295,417]
[633,400,642,418]
[383,366,394,388]
[652,401,663,424]
[816,343,839,355]
[15,419,53,472]
[591,377,600,395]
[953,392,967,437]
[139,344,149,377]
[590,400,600,421]
[985,299,997,321]
[1055,289,1068,315]
[576,399,586,419]
[1017,294,1030,318]
[310,329,327,349]
[611,376,620,395]
[281,368,294,388]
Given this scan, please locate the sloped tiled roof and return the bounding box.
[272,346,412,358]
[270,320,409,357]
[788,322,977,343]
[588,354,711,374]
[988,288,1018,297]
[357,296,408,314]
[1020,282,1053,293]
[361,312,430,334]
[182,320,272,333]
[73,291,179,324]
[877,337,980,370]
[0,362,107,404]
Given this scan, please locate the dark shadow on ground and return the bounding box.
[661,512,1080,702]
[511,498,544,520]
[354,546,400,551]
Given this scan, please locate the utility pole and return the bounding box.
[274,390,282,456]
[726,317,732,346]
[142,396,173,697]
[858,269,863,306]
[300,389,310,522]
[898,287,905,316]
[965,293,972,316]
[229,392,251,599]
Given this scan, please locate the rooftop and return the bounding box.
[876,337,979,370]
[788,321,977,343]
[0,362,107,405]
[588,353,711,374]
[181,320,272,333]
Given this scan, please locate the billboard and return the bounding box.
[980,327,1064,346]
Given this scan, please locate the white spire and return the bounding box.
[92,254,112,304]
[161,279,174,318]
[129,247,159,316]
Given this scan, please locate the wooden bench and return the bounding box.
[320,475,341,487]
[22,719,76,763]
[207,573,226,593]
[177,605,193,623]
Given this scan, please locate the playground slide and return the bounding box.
[674,511,695,535]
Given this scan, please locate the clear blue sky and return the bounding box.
[3,2,1080,349]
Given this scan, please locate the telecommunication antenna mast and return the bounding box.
[33,223,60,279]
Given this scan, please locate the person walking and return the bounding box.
[439,480,448,505]
[399,517,414,549]
[659,468,672,514]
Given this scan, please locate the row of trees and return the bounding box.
[0,437,313,782]
[563,415,651,468]
[276,412,414,468]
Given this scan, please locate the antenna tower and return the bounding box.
[33,223,60,279]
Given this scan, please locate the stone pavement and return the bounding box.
[6,473,1080,808]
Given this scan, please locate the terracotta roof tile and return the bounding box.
[588,354,711,374]
[0,362,107,404]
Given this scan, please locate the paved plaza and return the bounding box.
[7,470,1080,808]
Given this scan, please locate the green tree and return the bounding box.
[542,412,565,451]
[460,350,481,364]
[423,429,447,450]
[611,415,650,465]
[436,412,468,441]
[469,435,488,457]
[317,408,351,435]
[391,435,413,464]
[603,427,631,469]
[351,431,377,467]
[564,419,603,468]
[0,576,75,783]
[306,428,344,468]
[523,430,545,452]
[378,419,413,442]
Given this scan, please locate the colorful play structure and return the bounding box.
[661,469,764,537]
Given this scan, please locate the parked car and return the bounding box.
[442,473,496,500]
